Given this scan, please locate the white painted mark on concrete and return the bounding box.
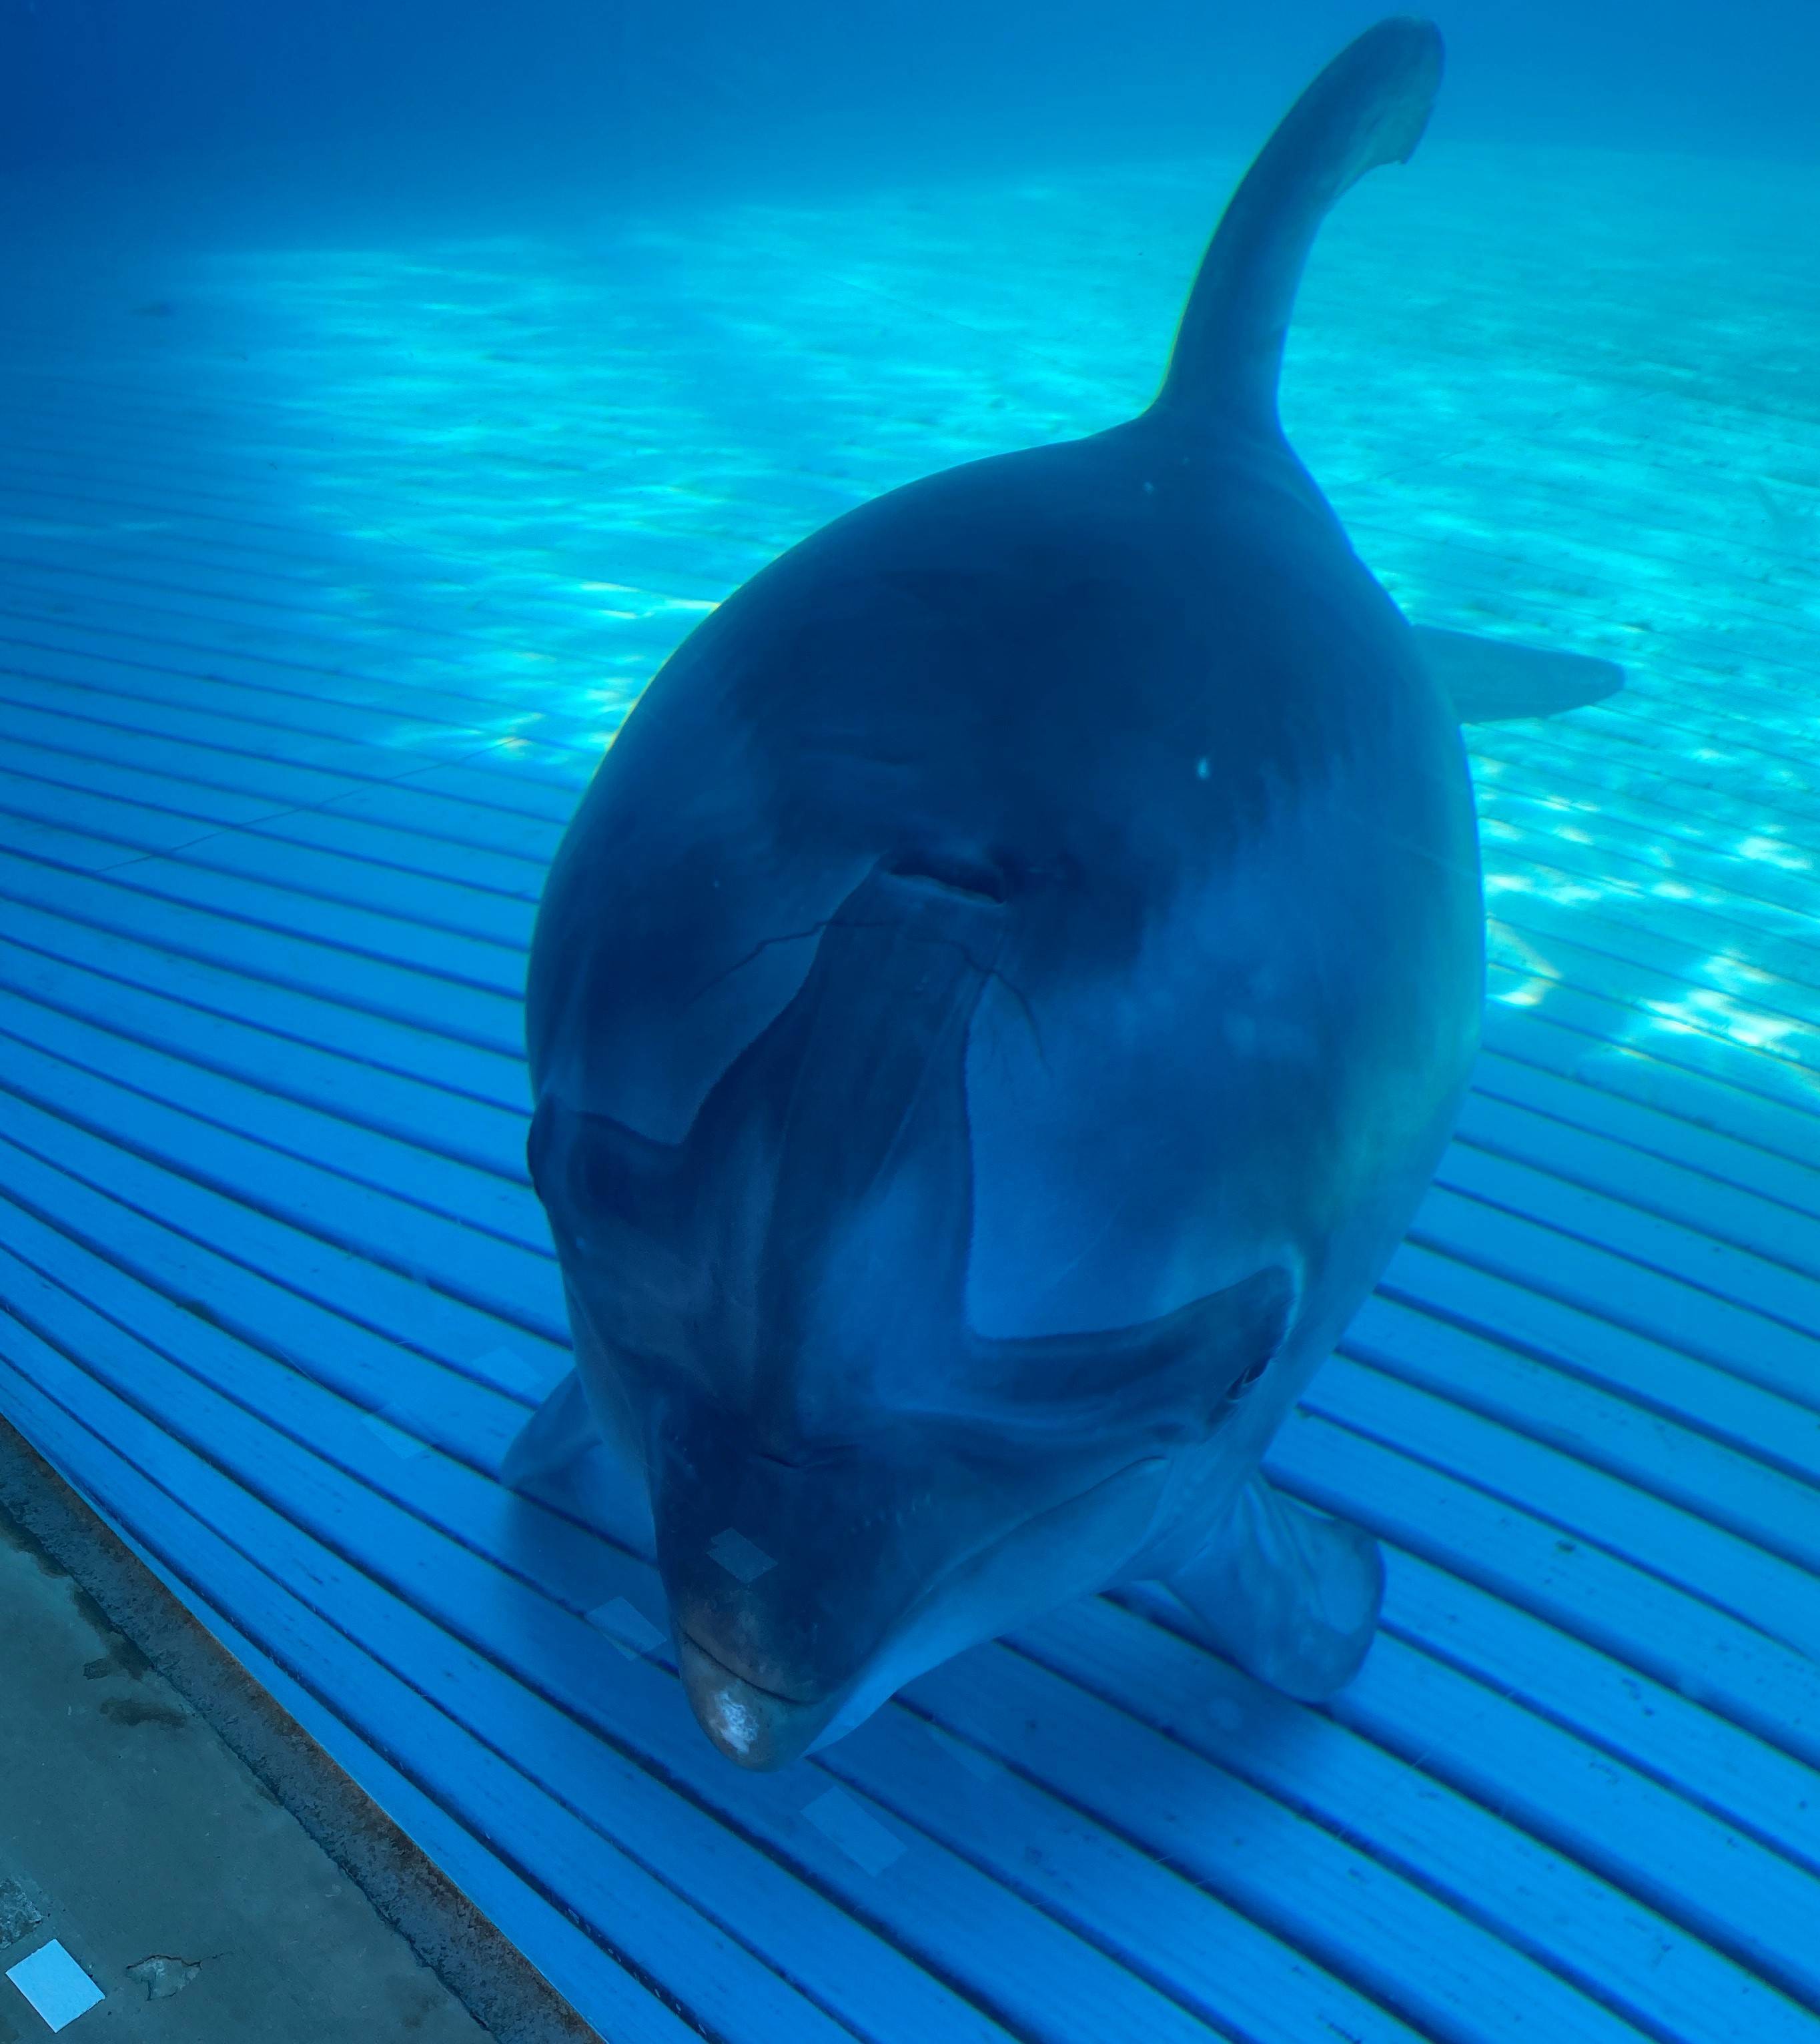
[7,1941,104,2031]
[803,1787,906,1876]
[585,1597,665,1658]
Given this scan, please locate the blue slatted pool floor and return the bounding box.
[0,142,1817,2043]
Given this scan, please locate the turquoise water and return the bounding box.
[42,141,1820,1083]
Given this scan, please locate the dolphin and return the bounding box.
[507,15,1621,1770]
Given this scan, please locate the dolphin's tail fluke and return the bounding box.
[1152,16,1442,434]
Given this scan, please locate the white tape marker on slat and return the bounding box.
[360,1412,429,1460]
[802,1788,906,1877]
[585,1597,666,1659]
[473,1347,551,1396]
[707,1527,774,1584]
[923,1718,1003,1782]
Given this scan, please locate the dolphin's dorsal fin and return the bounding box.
[1152,17,1442,434]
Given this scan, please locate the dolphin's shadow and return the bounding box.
[488,1434,669,1692]
[495,1439,658,1570]
[867,1580,1339,1885]
[489,1420,1332,1801]
[1103,1581,1336,1775]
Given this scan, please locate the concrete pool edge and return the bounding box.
[0,1412,604,2044]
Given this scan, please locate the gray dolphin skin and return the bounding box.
[508,15,1621,1770]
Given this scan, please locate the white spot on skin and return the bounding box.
[1142,480,1155,494]
[713,1688,760,1754]
[1195,756,1211,780]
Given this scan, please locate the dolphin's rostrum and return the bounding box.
[508,16,1621,1769]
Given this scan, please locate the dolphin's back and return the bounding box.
[526,426,1430,1133]
[529,17,1454,1165]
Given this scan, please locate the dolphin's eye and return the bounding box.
[884,851,1008,904]
[1228,1353,1270,1402]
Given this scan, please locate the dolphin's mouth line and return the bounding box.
[835,1452,1176,1680]
[678,1628,831,1712]
[676,1454,1169,1717]
[915,1452,1173,1608]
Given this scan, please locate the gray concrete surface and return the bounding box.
[0,1498,491,2041]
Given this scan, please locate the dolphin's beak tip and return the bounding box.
[676,1631,821,1770]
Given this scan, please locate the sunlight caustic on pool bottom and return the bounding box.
[171,145,1820,1088]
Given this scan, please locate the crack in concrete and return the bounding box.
[0,1875,46,1947]
[124,1953,212,2001]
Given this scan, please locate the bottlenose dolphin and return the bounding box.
[508,15,1621,1769]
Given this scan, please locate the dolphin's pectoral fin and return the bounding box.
[1165,1474,1384,1701]
[1413,624,1625,723]
[500,1367,596,1490]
